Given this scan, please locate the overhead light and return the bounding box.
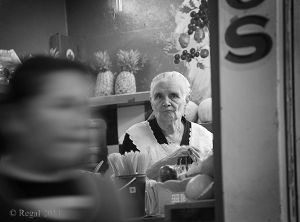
[114,0,123,12]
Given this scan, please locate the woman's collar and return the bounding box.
[148,117,191,145]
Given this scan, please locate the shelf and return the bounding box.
[90,91,150,108]
[165,199,215,209]
[126,216,164,222]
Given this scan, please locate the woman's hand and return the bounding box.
[166,147,190,165]
[146,146,201,180]
[146,147,189,180]
[180,145,201,162]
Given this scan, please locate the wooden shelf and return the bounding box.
[89,91,150,108]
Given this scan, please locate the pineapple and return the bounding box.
[93,51,114,96]
[115,49,145,94]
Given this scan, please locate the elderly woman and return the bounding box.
[120,71,213,180]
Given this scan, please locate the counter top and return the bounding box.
[125,200,215,222]
[90,91,150,108]
[126,216,164,222]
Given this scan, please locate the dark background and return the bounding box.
[0,0,188,92]
[0,0,67,54]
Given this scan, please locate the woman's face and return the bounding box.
[151,79,188,122]
[15,70,90,171]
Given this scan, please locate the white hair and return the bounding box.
[150,71,191,99]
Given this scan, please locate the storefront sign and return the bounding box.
[218,0,282,221]
[223,0,273,63]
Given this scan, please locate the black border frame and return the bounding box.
[284,0,298,221]
[208,1,224,222]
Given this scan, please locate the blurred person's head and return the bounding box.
[0,56,91,174]
[150,71,191,123]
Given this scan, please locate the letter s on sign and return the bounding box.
[225,15,272,63]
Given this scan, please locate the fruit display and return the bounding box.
[159,165,178,182]
[199,155,214,178]
[0,49,21,72]
[184,100,198,122]
[161,0,211,106]
[178,33,190,49]
[198,97,212,123]
[0,49,21,85]
[173,0,209,65]
[185,174,214,200]
[187,0,209,34]
[93,51,114,96]
[115,49,145,95]
[194,27,205,43]
[0,65,11,85]
[186,154,214,178]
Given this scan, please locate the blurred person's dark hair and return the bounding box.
[6,55,90,104]
[0,55,91,156]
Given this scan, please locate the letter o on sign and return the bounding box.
[226,0,265,9]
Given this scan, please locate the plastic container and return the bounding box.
[115,174,146,218]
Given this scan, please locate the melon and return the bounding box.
[198,98,212,123]
[185,155,214,178]
[185,101,198,122]
[185,174,214,200]
[200,155,214,178]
